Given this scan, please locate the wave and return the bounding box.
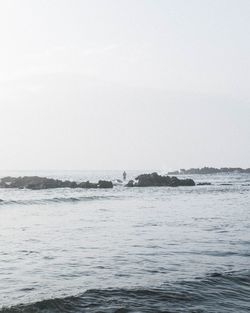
[1,270,250,312]
[0,195,115,206]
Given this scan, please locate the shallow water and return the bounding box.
[0,171,249,312]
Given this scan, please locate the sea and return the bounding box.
[0,170,249,312]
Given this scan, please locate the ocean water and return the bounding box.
[0,170,249,312]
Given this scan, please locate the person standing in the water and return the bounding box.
[123,171,127,181]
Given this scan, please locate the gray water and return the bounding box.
[0,171,249,312]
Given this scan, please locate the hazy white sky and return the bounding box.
[0,0,249,170]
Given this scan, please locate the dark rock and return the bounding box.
[0,176,113,190]
[98,180,113,188]
[77,181,98,189]
[197,182,212,186]
[69,181,78,188]
[127,172,195,187]
[0,176,17,185]
[61,180,75,188]
[125,180,134,187]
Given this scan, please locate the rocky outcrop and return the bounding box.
[125,172,195,187]
[97,180,113,189]
[0,176,113,190]
[78,181,98,189]
[168,167,250,175]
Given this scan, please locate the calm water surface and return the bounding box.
[0,171,249,312]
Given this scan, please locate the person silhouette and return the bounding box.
[123,171,127,181]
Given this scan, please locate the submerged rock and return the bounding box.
[126,172,195,187]
[0,176,113,190]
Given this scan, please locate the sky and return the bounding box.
[0,0,249,170]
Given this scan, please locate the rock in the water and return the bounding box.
[98,180,113,188]
[126,172,195,187]
[0,176,113,190]
[197,182,212,186]
[78,181,98,188]
[168,167,250,175]
[125,180,134,187]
